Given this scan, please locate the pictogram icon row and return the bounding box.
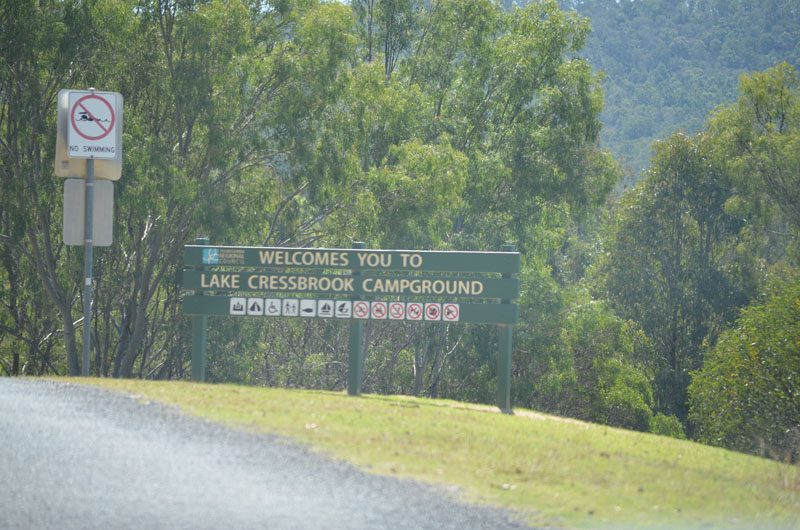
[228,298,460,321]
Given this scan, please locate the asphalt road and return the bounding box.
[0,378,532,530]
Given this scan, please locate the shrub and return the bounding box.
[650,413,686,439]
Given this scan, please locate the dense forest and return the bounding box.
[1,0,798,461]
[558,0,800,177]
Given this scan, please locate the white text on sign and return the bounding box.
[198,273,485,296]
[256,250,424,270]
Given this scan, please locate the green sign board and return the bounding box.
[182,270,519,299]
[185,245,520,273]
[182,242,519,412]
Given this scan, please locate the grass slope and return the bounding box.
[65,378,799,529]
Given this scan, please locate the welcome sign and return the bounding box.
[182,242,520,411]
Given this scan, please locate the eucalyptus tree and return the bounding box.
[352,0,419,76]
[405,0,617,406]
[709,62,800,234]
[689,271,800,459]
[687,64,800,457]
[595,132,751,422]
[346,0,615,249]
[337,0,619,404]
[95,0,358,378]
[1,0,358,377]
[0,0,105,375]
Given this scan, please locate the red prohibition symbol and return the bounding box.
[407,303,423,320]
[389,302,405,319]
[354,301,369,318]
[443,304,459,321]
[425,303,441,320]
[71,94,115,141]
[371,302,387,319]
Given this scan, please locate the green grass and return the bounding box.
[63,378,799,529]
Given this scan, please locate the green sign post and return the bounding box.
[190,237,209,382]
[348,242,365,397]
[182,242,520,412]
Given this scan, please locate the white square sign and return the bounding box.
[300,299,316,317]
[264,298,282,316]
[388,302,406,320]
[67,91,120,160]
[335,301,352,318]
[247,298,264,315]
[317,300,334,318]
[282,299,299,317]
[230,297,246,315]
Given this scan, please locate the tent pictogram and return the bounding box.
[247,298,264,315]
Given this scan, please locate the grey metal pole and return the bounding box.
[81,158,95,376]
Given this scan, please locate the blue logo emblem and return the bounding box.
[202,248,219,264]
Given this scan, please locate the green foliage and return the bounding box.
[368,139,467,248]
[689,271,800,459]
[554,296,655,431]
[554,0,800,175]
[7,0,800,465]
[596,132,753,422]
[305,0,620,418]
[1,0,361,378]
[0,0,107,374]
[352,0,419,76]
[680,65,800,456]
[377,0,613,251]
[103,0,359,377]
[1,0,638,442]
[709,62,800,234]
[604,378,652,433]
[649,413,686,440]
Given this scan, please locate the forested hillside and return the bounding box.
[1,0,798,461]
[556,0,800,178]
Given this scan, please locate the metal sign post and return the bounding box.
[81,160,95,376]
[55,88,123,376]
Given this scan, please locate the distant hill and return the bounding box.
[508,0,800,180]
